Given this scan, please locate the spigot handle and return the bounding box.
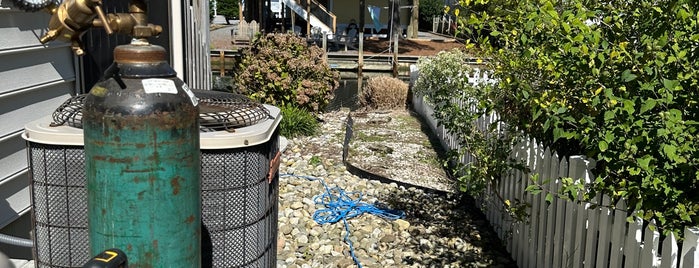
[93,2,113,35]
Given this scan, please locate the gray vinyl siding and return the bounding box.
[0,4,76,229]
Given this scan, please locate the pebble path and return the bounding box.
[276,111,517,268]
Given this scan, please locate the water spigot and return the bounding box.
[39,0,162,56]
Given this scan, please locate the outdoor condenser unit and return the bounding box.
[22,91,281,268]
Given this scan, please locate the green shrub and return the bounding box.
[234,33,339,112]
[454,0,699,236]
[279,105,319,138]
[415,49,519,196]
[360,76,409,110]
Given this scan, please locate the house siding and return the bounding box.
[0,2,76,232]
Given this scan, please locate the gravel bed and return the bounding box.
[276,110,516,268]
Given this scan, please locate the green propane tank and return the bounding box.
[83,41,201,267]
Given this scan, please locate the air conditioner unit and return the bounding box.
[22,92,281,267]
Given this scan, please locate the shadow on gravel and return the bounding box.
[381,188,518,268]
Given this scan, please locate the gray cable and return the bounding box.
[0,233,33,248]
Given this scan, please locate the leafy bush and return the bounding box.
[279,105,319,138]
[454,0,699,236]
[234,33,339,112]
[360,76,409,110]
[414,49,519,196]
[419,0,447,30]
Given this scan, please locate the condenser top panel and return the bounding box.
[23,104,281,149]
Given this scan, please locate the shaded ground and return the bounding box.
[362,38,466,56]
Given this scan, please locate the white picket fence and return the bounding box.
[409,66,699,268]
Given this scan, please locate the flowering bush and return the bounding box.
[234,33,339,112]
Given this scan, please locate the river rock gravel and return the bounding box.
[276,110,516,268]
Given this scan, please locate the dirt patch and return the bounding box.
[362,38,466,56]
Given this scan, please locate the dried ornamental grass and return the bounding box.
[360,76,409,110]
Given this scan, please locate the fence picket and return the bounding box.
[522,139,538,268]
[679,227,699,268]
[543,152,560,268]
[583,194,601,268]
[561,157,582,268]
[569,156,590,268]
[552,157,569,268]
[535,148,552,268]
[640,220,660,268]
[624,216,644,268]
[595,195,613,267]
[660,232,678,268]
[609,199,628,267]
[507,149,517,253]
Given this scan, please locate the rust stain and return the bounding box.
[127,244,132,251]
[101,208,106,216]
[185,215,195,224]
[147,152,160,161]
[124,168,163,173]
[148,175,156,186]
[93,155,107,161]
[138,191,145,200]
[135,143,146,148]
[170,176,181,195]
[152,240,158,250]
[133,177,140,183]
[108,157,133,163]
[113,136,121,142]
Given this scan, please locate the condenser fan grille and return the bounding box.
[51,90,269,132]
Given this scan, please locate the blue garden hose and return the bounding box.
[281,174,404,268]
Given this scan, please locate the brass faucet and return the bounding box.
[40,0,162,55]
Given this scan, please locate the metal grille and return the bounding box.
[201,130,279,267]
[50,91,269,132]
[29,143,90,268]
[27,132,279,268]
[195,90,270,132]
[51,95,86,129]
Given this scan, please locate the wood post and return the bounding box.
[306,0,311,36]
[358,32,364,77]
[359,0,365,33]
[393,34,398,77]
[410,0,419,38]
[322,34,328,63]
[219,50,225,77]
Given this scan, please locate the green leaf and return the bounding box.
[604,110,615,122]
[663,144,678,159]
[525,184,542,195]
[599,141,608,152]
[553,127,563,142]
[637,155,652,170]
[621,69,637,82]
[640,99,657,114]
[545,193,554,204]
[663,79,680,90]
